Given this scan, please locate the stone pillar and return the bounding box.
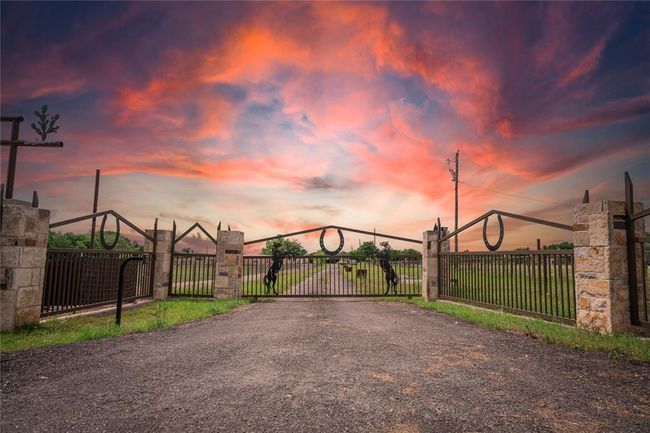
[573,201,644,333]
[1,199,50,331]
[422,227,449,300]
[145,229,173,300]
[214,230,244,299]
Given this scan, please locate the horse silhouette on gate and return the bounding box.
[377,242,400,295]
[263,244,294,295]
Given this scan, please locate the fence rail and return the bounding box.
[439,250,575,324]
[169,253,216,297]
[242,255,421,297]
[42,249,153,316]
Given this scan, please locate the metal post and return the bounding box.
[625,172,640,325]
[454,150,459,252]
[89,169,101,248]
[116,257,143,326]
[436,219,442,295]
[5,119,21,199]
[150,218,158,296]
[168,220,176,296]
[536,239,541,250]
[0,184,4,227]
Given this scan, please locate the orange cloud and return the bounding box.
[557,31,612,88]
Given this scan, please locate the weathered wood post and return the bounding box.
[422,225,449,300]
[1,198,50,330]
[214,230,244,299]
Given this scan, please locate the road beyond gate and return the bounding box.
[1,300,649,433]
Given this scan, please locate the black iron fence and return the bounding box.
[169,253,216,297]
[439,250,575,323]
[242,255,421,297]
[42,249,153,316]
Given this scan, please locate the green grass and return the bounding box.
[389,297,650,362]
[0,299,250,353]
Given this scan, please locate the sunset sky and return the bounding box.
[1,2,649,253]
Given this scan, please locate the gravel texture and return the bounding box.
[2,299,649,432]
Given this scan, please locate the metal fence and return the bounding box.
[439,250,575,323]
[242,255,421,297]
[169,253,216,297]
[625,172,650,328]
[42,249,153,316]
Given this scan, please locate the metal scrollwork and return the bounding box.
[319,228,344,256]
[377,242,400,295]
[482,214,504,251]
[99,214,121,250]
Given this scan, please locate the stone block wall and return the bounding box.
[145,229,173,299]
[573,200,644,333]
[422,227,449,300]
[1,199,50,331]
[214,231,244,299]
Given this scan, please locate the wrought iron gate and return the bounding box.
[43,210,155,315]
[168,221,218,297]
[435,209,576,323]
[242,225,422,297]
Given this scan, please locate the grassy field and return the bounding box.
[385,297,650,362]
[0,299,249,353]
[172,261,214,283]
[442,259,575,320]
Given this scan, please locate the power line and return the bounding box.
[459,181,571,207]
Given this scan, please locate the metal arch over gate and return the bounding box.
[243,225,422,297]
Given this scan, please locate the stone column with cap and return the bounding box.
[144,229,173,300]
[422,226,449,300]
[573,200,644,333]
[1,199,50,331]
[214,230,244,299]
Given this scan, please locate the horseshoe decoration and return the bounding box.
[482,214,504,251]
[319,228,344,256]
[99,214,121,250]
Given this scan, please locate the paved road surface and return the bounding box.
[2,299,649,432]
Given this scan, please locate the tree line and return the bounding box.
[260,238,421,260]
[48,231,144,251]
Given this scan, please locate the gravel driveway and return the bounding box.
[2,299,649,432]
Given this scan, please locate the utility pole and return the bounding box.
[447,150,459,252]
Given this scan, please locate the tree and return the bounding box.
[400,248,422,260]
[261,238,307,256]
[47,231,143,251]
[543,242,574,250]
[349,241,379,260]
